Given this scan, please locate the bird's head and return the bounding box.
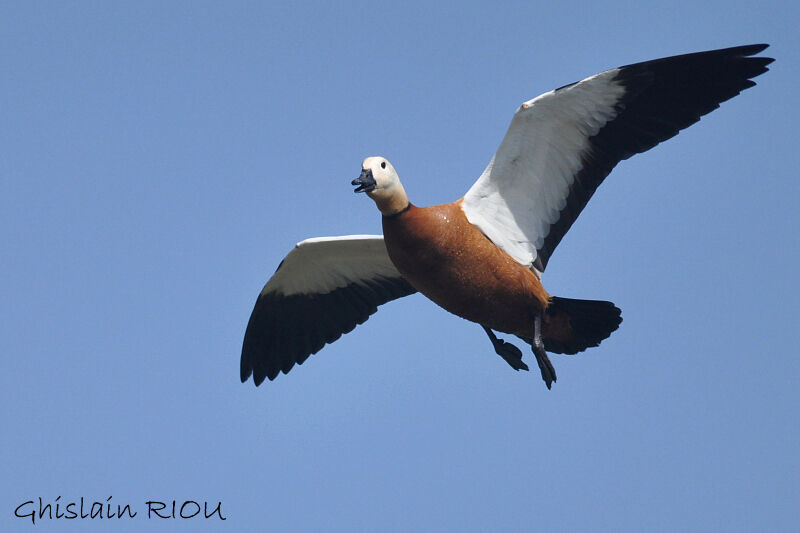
[352,156,409,216]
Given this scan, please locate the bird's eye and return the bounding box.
[381,161,386,169]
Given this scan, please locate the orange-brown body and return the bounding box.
[382,200,556,339]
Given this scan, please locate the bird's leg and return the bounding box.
[482,326,528,371]
[532,312,557,389]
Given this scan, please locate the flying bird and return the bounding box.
[241,44,773,389]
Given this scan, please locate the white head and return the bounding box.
[352,156,409,216]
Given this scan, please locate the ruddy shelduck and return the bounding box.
[241,44,772,389]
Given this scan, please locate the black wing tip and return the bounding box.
[618,43,772,67]
[713,43,774,75]
[240,343,254,383]
[704,43,770,57]
[736,43,770,55]
[613,43,774,87]
[713,43,775,74]
[238,278,417,388]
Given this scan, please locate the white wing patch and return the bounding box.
[462,68,626,272]
[263,235,404,296]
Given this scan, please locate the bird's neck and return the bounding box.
[369,183,409,216]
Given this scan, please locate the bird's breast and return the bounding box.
[382,201,549,336]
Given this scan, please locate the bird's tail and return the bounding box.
[542,296,622,354]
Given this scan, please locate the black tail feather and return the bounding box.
[543,297,622,355]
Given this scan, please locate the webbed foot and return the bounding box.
[482,326,529,371]
[532,312,557,389]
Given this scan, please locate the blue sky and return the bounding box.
[2,1,798,531]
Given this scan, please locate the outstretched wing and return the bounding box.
[241,235,416,384]
[462,44,773,273]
